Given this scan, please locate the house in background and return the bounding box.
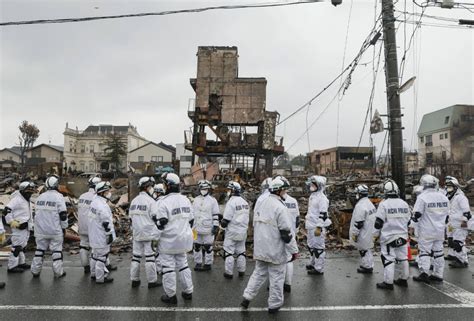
[418,104,473,178]
[128,141,176,174]
[63,123,148,173]
[0,147,21,163]
[309,146,375,175]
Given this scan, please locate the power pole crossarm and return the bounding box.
[381,0,405,198]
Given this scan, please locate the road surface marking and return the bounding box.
[425,280,474,305]
[0,303,473,312]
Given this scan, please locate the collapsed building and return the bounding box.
[309,146,375,176]
[184,46,284,179]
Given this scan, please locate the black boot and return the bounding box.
[223,273,233,279]
[240,298,250,309]
[148,281,160,289]
[238,271,245,277]
[428,275,444,282]
[8,266,25,273]
[393,279,408,287]
[305,264,315,271]
[18,263,31,269]
[202,264,212,271]
[106,264,117,271]
[268,307,280,314]
[131,280,141,288]
[0,282,5,289]
[283,284,291,293]
[181,292,192,300]
[307,269,323,275]
[97,277,114,284]
[357,267,373,274]
[84,265,91,274]
[376,282,394,290]
[194,263,203,271]
[161,294,178,304]
[445,255,455,261]
[55,272,67,279]
[413,273,430,283]
[449,259,468,268]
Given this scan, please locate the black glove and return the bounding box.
[59,211,68,221]
[279,230,292,243]
[220,219,230,228]
[107,234,113,245]
[211,226,218,235]
[463,212,472,220]
[157,217,169,230]
[19,222,29,230]
[102,221,111,232]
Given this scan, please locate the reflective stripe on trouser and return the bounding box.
[243,260,286,310]
[31,237,64,276]
[307,229,326,272]
[161,253,193,297]
[452,229,469,264]
[285,261,294,286]
[7,229,29,270]
[381,242,408,284]
[79,235,90,267]
[130,240,157,283]
[418,238,444,278]
[91,247,110,283]
[194,233,214,266]
[359,249,374,269]
[155,253,162,274]
[223,238,246,275]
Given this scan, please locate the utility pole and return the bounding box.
[381,0,405,198]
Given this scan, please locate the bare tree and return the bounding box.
[18,120,40,169]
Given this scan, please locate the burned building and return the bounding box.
[309,146,375,175]
[184,46,284,178]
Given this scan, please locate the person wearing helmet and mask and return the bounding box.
[155,173,194,304]
[4,181,35,273]
[153,183,166,276]
[31,175,68,278]
[129,176,161,288]
[0,212,6,288]
[221,181,250,279]
[305,175,331,275]
[349,184,377,274]
[77,176,101,274]
[445,176,471,268]
[412,174,449,283]
[89,181,115,284]
[373,180,411,290]
[153,183,166,202]
[241,177,298,314]
[254,177,272,212]
[274,176,300,293]
[192,180,220,271]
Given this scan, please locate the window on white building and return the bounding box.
[444,116,450,124]
[138,156,144,162]
[439,134,444,140]
[425,135,432,146]
[445,133,448,139]
[151,156,163,163]
[89,162,95,171]
[420,136,424,143]
[90,145,94,153]
[81,145,85,153]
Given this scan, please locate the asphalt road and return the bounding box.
[0,250,473,321]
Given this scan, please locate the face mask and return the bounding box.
[200,190,209,196]
[310,185,317,192]
[105,192,112,200]
[153,192,158,199]
[147,187,154,196]
[226,191,231,197]
[446,186,454,193]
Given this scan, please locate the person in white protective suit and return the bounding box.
[409,185,424,267]
[412,174,449,283]
[305,175,331,275]
[89,181,115,284]
[254,177,272,213]
[155,173,194,304]
[31,175,68,278]
[275,176,300,293]
[444,177,457,261]
[129,176,161,288]
[349,184,376,274]
[77,176,101,274]
[4,181,36,273]
[241,177,299,314]
[153,183,165,278]
[0,212,6,288]
[192,180,220,271]
[445,176,472,268]
[373,180,411,290]
[221,181,250,279]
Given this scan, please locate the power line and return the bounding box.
[0,1,321,27]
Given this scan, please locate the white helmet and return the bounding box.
[383,179,399,197]
[154,183,165,194]
[162,173,180,186]
[420,174,438,189]
[269,177,285,193]
[355,184,369,196]
[95,181,112,194]
[198,180,212,190]
[138,176,155,189]
[445,176,460,188]
[307,175,327,191]
[274,175,290,189]
[45,175,60,190]
[227,181,241,193]
[413,185,424,196]
[261,177,273,190]
[19,181,36,192]
[88,176,101,189]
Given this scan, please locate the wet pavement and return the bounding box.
[0,250,473,320]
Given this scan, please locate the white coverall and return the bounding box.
[77,188,95,268]
[31,190,68,276]
[446,190,471,265]
[305,190,331,273]
[89,196,116,283]
[5,192,32,270]
[283,194,300,286]
[129,192,160,284]
[375,198,411,284]
[222,195,250,276]
[156,193,194,297]
[413,188,449,278]
[192,194,220,266]
[254,189,270,213]
[349,197,376,269]
[243,194,299,310]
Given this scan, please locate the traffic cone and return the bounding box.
[407,238,413,261]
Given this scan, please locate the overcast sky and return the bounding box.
[1,0,472,156]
